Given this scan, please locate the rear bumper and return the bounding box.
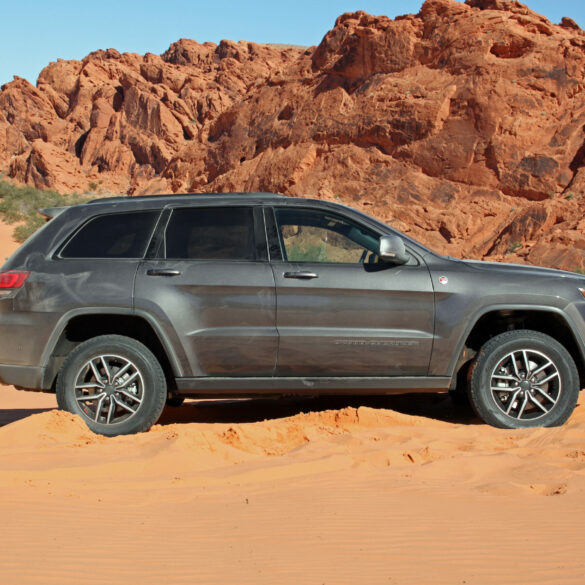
[0,364,45,390]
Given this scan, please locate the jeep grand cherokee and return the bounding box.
[0,193,583,435]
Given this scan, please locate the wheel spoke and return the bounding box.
[533,371,560,386]
[529,359,553,379]
[112,395,138,415]
[106,398,117,424]
[491,385,520,393]
[116,371,139,389]
[112,362,132,383]
[94,394,106,422]
[510,354,522,379]
[89,360,104,384]
[100,356,112,383]
[75,382,105,390]
[505,390,522,415]
[516,394,529,419]
[532,386,558,405]
[492,374,520,382]
[527,393,550,414]
[521,350,531,375]
[117,389,142,404]
[77,391,106,403]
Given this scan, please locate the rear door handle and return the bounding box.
[146,269,182,277]
[283,271,318,280]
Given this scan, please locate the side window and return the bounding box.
[162,207,256,260]
[60,211,159,259]
[274,208,380,264]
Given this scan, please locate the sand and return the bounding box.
[1,219,585,584]
[0,220,19,261]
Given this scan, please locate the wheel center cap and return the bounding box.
[104,384,117,396]
[520,380,531,392]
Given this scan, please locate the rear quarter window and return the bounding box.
[59,211,159,259]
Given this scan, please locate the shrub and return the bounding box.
[286,242,326,262]
[507,241,522,254]
[0,181,93,242]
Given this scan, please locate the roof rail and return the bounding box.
[86,192,287,204]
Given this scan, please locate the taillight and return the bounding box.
[0,271,29,289]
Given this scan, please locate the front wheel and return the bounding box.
[56,335,167,436]
[469,330,579,429]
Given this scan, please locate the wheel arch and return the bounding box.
[41,309,183,390]
[451,306,585,388]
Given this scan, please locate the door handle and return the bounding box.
[146,269,182,277]
[283,271,318,279]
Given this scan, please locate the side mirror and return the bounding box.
[378,235,409,265]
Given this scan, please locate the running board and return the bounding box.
[175,376,452,395]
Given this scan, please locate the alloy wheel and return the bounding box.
[74,354,144,425]
[490,348,561,421]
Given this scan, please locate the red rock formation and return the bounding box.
[2,0,585,270]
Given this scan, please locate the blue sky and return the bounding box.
[1,0,584,87]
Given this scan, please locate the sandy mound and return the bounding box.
[2,387,585,584]
[2,389,585,584]
[2,394,585,495]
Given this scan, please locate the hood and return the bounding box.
[458,258,584,281]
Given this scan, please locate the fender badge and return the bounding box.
[439,276,448,285]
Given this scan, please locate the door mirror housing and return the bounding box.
[378,235,409,265]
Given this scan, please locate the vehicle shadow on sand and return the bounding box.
[157,393,481,427]
[0,394,480,429]
[0,408,56,427]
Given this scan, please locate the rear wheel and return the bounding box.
[469,330,579,429]
[56,335,167,436]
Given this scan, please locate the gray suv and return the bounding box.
[0,193,583,435]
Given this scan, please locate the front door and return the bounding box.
[268,206,435,377]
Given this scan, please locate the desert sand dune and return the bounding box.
[1,220,585,584]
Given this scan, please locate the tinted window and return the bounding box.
[274,208,380,263]
[163,207,255,260]
[61,211,158,259]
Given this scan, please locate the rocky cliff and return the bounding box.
[2,0,585,270]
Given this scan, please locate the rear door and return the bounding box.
[267,206,435,377]
[134,205,277,377]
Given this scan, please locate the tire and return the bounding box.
[469,330,579,429]
[56,335,167,436]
